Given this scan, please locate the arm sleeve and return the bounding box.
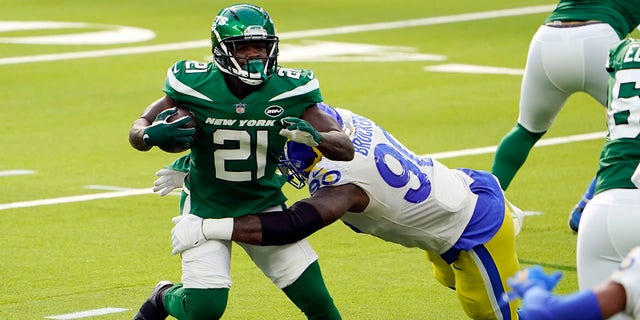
[519,287,603,320]
[259,201,324,246]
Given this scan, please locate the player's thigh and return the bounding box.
[518,28,572,132]
[578,189,640,289]
[240,239,319,289]
[181,239,233,289]
[453,209,519,319]
[426,250,455,289]
[582,24,620,106]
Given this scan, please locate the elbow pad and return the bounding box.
[259,201,324,246]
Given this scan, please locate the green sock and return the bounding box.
[282,261,342,320]
[491,123,545,190]
[163,284,229,320]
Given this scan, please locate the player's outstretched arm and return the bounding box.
[507,266,603,319]
[508,252,640,320]
[171,184,367,254]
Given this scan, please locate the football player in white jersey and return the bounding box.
[507,246,640,320]
[576,38,640,307]
[168,104,523,319]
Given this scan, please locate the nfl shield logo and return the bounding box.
[235,103,246,114]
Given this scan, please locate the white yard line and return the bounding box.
[0,4,555,66]
[0,131,605,212]
[427,131,606,159]
[45,308,129,319]
[0,169,36,176]
[0,188,153,210]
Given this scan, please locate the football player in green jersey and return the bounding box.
[129,4,353,320]
[489,0,640,233]
[576,38,640,300]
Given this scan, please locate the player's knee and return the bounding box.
[184,288,228,320]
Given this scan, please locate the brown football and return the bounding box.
[160,107,198,153]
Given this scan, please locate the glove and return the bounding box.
[171,214,206,255]
[171,214,234,255]
[153,168,186,196]
[515,286,560,320]
[505,265,563,302]
[143,107,196,148]
[279,117,322,147]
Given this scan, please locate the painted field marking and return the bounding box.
[424,63,525,75]
[0,169,36,176]
[427,131,606,159]
[0,4,555,66]
[0,130,606,211]
[45,308,129,319]
[0,188,153,210]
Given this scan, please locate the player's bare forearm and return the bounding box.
[229,186,363,246]
[129,118,153,151]
[595,281,627,318]
[129,95,178,151]
[231,215,264,245]
[318,130,354,161]
[301,103,354,161]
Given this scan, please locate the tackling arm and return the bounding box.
[508,247,640,320]
[171,184,368,253]
[234,184,367,245]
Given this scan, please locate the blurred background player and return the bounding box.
[490,0,640,233]
[507,246,640,320]
[128,4,353,320]
[168,104,523,319]
[576,38,640,306]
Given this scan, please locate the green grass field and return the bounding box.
[2,1,635,319]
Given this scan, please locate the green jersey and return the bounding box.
[162,60,323,218]
[596,38,640,194]
[544,0,640,39]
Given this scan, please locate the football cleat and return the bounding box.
[567,177,596,233]
[133,280,173,320]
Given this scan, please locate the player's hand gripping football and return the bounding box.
[279,117,322,147]
[153,168,186,196]
[143,107,196,148]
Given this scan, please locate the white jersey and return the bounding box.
[306,109,505,255]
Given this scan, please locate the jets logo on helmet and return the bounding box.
[211,4,279,86]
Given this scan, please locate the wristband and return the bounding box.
[202,218,234,240]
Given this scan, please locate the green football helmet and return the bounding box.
[211,4,279,85]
